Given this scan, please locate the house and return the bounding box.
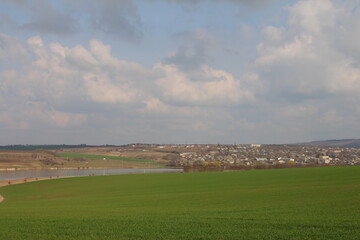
[251,144,261,148]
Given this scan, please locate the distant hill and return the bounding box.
[297,139,360,148]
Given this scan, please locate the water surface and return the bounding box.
[0,168,183,180]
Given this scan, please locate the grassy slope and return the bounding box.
[59,152,150,162]
[0,167,359,240]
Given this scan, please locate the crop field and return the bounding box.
[0,166,359,240]
[59,152,150,162]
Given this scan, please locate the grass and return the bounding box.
[0,166,359,240]
[59,152,150,162]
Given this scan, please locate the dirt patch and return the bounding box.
[0,177,69,188]
[0,178,39,187]
[0,195,3,203]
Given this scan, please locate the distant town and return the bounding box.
[120,143,360,169]
[1,141,360,171]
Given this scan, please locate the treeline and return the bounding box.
[0,144,91,151]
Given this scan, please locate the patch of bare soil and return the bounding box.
[0,177,63,187]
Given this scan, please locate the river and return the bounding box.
[0,168,183,180]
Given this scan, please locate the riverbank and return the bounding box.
[0,168,183,182]
[0,166,171,171]
[0,177,68,187]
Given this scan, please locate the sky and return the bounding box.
[1,0,360,145]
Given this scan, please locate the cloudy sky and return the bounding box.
[1,0,360,145]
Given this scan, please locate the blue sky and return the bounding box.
[1,0,360,145]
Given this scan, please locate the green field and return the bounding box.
[59,152,150,162]
[0,167,359,240]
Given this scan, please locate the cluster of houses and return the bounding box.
[169,144,360,168]
[95,143,360,168]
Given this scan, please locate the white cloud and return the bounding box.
[3,33,255,141]
[0,111,29,130]
[84,73,139,104]
[49,111,87,128]
[156,64,253,106]
[0,34,157,133]
[288,0,342,35]
[142,97,212,119]
[262,26,284,44]
[143,98,169,113]
[24,37,149,105]
[0,33,27,62]
[252,0,360,99]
